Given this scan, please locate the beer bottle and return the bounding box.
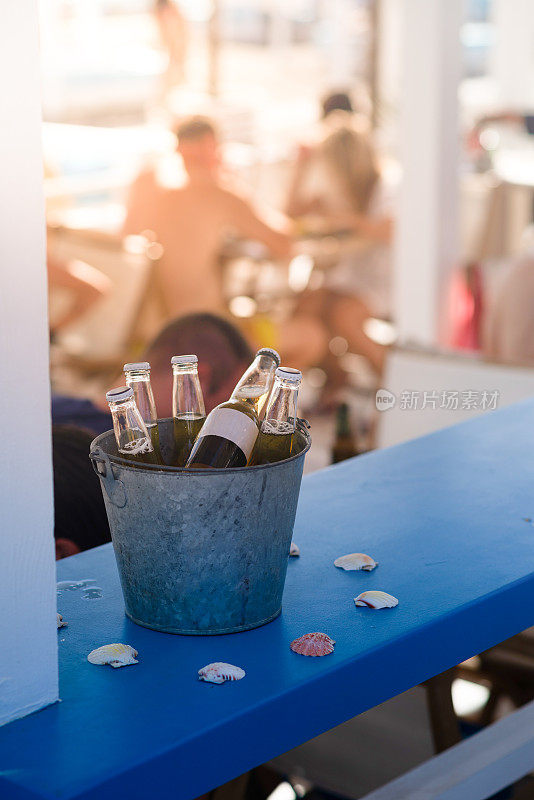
[171,354,206,466]
[106,386,161,466]
[123,361,164,464]
[185,348,280,469]
[331,402,359,463]
[252,367,302,465]
[230,347,281,419]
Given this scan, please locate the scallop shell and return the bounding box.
[289,542,300,557]
[57,613,67,629]
[290,632,335,657]
[334,553,377,571]
[87,643,138,668]
[198,662,245,684]
[354,590,398,609]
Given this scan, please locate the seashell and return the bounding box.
[290,632,335,657]
[57,613,67,629]
[87,643,138,668]
[354,590,398,609]
[198,662,245,684]
[289,542,300,557]
[334,553,377,571]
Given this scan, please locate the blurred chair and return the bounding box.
[48,225,165,373]
[269,681,459,799]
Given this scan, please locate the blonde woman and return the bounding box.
[282,112,394,376]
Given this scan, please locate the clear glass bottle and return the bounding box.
[106,386,161,466]
[186,348,280,469]
[230,347,281,419]
[123,361,163,463]
[171,354,206,466]
[252,367,302,464]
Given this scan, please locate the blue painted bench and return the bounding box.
[2,400,534,799]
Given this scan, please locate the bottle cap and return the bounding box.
[106,386,134,403]
[256,347,281,366]
[123,361,150,372]
[276,367,302,382]
[171,354,198,366]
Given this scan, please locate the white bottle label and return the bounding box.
[198,408,258,458]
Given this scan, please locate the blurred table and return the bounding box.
[2,400,534,798]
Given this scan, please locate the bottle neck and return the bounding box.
[108,398,154,455]
[335,403,352,438]
[124,370,157,427]
[262,377,300,434]
[172,365,205,418]
[231,354,278,417]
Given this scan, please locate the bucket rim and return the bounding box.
[90,417,311,474]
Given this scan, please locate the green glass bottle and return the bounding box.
[185,348,280,469]
[331,402,359,464]
[171,354,206,466]
[252,367,302,465]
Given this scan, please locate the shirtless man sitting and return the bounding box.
[122,116,292,318]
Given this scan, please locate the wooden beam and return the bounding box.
[361,699,534,800]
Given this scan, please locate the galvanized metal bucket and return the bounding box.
[90,418,311,635]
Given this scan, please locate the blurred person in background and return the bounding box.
[123,116,292,320]
[53,425,111,559]
[484,227,534,366]
[144,312,254,415]
[52,312,254,433]
[289,89,366,173]
[153,0,188,96]
[51,391,111,437]
[48,253,110,336]
[469,109,534,147]
[321,89,355,119]
[282,112,394,377]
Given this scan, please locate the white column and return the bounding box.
[375,0,402,131]
[492,0,534,110]
[326,0,357,87]
[0,2,58,725]
[394,0,462,346]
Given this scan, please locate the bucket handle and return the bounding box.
[90,447,127,508]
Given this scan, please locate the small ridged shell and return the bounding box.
[87,643,138,668]
[57,613,67,629]
[334,553,377,571]
[289,542,300,557]
[354,591,398,609]
[198,662,245,684]
[290,632,335,657]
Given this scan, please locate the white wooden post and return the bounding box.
[394,0,462,346]
[492,0,534,110]
[0,1,58,725]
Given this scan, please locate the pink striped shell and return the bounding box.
[198,662,245,684]
[290,632,335,657]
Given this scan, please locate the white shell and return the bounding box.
[57,613,67,629]
[198,662,245,684]
[289,542,300,557]
[354,590,398,609]
[87,643,138,668]
[334,553,377,571]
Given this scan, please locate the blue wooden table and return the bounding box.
[2,401,534,800]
